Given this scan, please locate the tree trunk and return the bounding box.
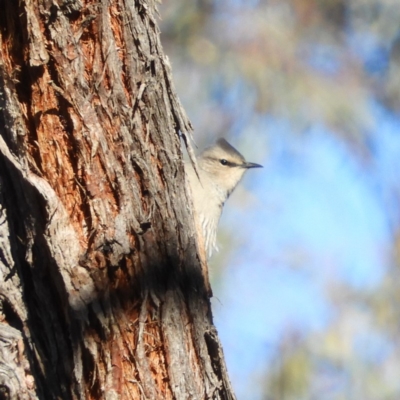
[0,1,235,399]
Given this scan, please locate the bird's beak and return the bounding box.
[244,162,263,169]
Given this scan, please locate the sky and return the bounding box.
[211,109,396,398]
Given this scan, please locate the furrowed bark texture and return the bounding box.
[0,0,235,399]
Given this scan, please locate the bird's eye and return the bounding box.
[220,159,228,166]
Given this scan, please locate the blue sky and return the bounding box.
[211,109,394,398]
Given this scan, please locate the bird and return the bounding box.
[185,138,262,258]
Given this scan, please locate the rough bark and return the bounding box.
[0,0,235,399]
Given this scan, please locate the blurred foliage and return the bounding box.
[265,335,311,400]
[159,0,400,399]
[161,0,400,148]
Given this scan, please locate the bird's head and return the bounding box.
[198,138,263,197]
